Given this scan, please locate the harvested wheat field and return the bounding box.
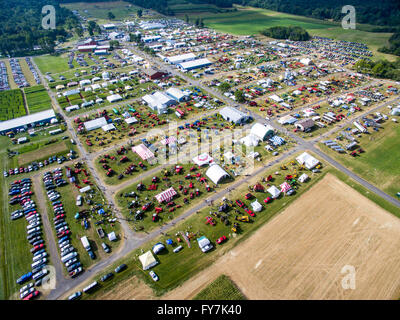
[94,276,156,300]
[164,173,400,300]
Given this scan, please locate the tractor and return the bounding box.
[235,215,250,222]
[231,222,239,233]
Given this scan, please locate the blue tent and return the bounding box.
[98,208,105,215]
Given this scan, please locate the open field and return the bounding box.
[24,85,52,114]
[61,1,138,20]
[193,274,245,300]
[319,114,400,197]
[181,6,396,61]
[0,89,26,121]
[34,54,82,75]
[17,141,68,166]
[164,174,400,300]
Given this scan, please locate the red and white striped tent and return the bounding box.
[132,144,155,161]
[160,136,176,145]
[280,182,292,193]
[155,187,177,203]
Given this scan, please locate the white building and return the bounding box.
[165,53,196,65]
[219,107,251,125]
[84,117,108,131]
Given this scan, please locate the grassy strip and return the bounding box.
[24,85,52,114]
[0,89,26,121]
[193,274,246,300]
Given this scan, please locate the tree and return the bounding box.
[195,18,200,27]
[199,19,204,28]
[185,14,189,23]
[234,90,245,103]
[137,9,143,18]
[108,12,115,20]
[219,82,231,92]
[109,40,120,50]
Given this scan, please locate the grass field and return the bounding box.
[17,141,68,166]
[193,274,245,300]
[0,89,26,121]
[24,85,52,114]
[319,116,400,197]
[33,53,89,75]
[179,5,396,61]
[61,1,138,20]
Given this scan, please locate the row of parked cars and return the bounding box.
[3,153,77,178]
[0,61,10,91]
[25,57,41,85]
[9,58,29,88]
[43,169,84,279]
[11,178,44,300]
[68,263,128,300]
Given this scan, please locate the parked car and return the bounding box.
[68,291,82,300]
[149,270,159,281]
[114,264,127,273]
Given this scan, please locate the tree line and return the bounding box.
[260,26,310,41]
[378,33,400,57]
[355,58,400,81]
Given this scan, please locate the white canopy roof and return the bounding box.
[251,200,262,212]
[296,152,320,169]
[192,153,214,167]
[139,251,158,270]
[206,164,230,185]
[240,134,260,147]
[267,185,281,199]
[298,173,309,183]
[250,123,274,141]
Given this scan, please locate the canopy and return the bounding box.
[251,200,262,212]
[280,182,292,193]
[240,134,260,147]
[132,144,155,161]
[296,152,319,169]
[267,185,281,199]
[152,243,166,254]
[155,187,177,203]
[139,251,158,270]
[192,152,214,167]
[298,173,309,183]
[250,123,274,141]
[206,164,230,185]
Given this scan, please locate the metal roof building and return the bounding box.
[178,58,212,71]
[165,53,196,65]
[219,107,251,125]
[0,109,56,134]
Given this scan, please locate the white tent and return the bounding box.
[296,152,320,170]
[102,124,116,132]
[250,123,274,141]
[84,117,107,131]
[206,164,230,185]
[192,153,214,167]
[251,200,262,212]
[152,243,166,254]
[298,173,309,183]
[125,117,138,124]
[267,186,281,199]
[108,231,117,241]
[139,251,158,270]
[240,134,260,147]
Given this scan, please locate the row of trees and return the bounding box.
[354,59,400,81]
[260,26,310,41]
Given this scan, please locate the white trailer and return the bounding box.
[353,121,367,133]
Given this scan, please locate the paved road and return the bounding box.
[31,46,400,300]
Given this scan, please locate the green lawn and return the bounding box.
[61,1,138,20]
[193,274,246,300]
[319,116,400,197]
[0,89,26,121]
[24,85,52,114]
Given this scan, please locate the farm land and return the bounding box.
[24,85,52,114]
[0,89,26,121]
